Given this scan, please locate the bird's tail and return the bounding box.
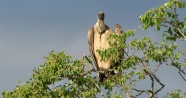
[99,73,107,83]
[99,70,116,83]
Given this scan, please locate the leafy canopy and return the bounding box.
[2,0,186,98]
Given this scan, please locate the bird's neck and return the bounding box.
[97,19,105,34]
[97,19,105,29]
[97,19,104,24]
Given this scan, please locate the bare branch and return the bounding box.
[83,54,93,65]
[131,88,146,98]
[154,61,164,73]
[144,69,165,96]
[149,74,154,97]
[153,73,165,95]
[178,70,186,82]
[178,67,186,75]
[47,86,52,91]
[172,64,186,82]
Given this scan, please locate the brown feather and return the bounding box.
[88,27,99,70]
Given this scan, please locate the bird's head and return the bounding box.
[115,24,120,29]
[98,12,105,20]
[115,24,123,34]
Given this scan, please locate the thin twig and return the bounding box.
[149,74,154,97]
[172,64,186,81]
[132,88,146,98]
[154,61,164,73]
[178,67,186,75]
[83,54,93,65]
[153,73,165,95]
[178,71,186,82]
[144,69,165,96]
[177,28,186,40]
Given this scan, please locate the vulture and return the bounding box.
[115,24,123,34]
[88,12,123,82]
[114,24,124,71]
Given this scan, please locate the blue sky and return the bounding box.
[0,0,186,97]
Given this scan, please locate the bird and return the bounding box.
[114,24,124,73]
[88,12,116,83]
[115,24,123,34]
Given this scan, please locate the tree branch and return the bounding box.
[178,70,186,82]
[177,28,186,40]
[83,54,105,98]
[93,81,105,98]
[116,84,131,98]
[154,61,164,73]
[152,72,165,95]
[172,63,186,82]
[144,69,165,96]
[131,88,146,98]
[149,74,154,97]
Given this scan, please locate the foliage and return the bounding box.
[164,90,186,98]
[139,0,186,40]
[2,0,186,98]
[2,51,101,98]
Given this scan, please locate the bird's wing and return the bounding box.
[88,27,99,70]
